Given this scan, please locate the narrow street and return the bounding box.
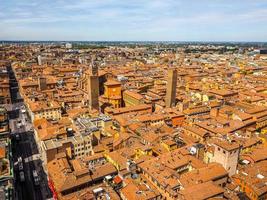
[7,65,52,200]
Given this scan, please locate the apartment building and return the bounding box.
[123,90,144,107]
[27,100,61,121]
[41,134,93,165]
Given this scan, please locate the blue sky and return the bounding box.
[0,0,267,41]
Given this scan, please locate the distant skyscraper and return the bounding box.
[87,62,99,110]
[37,55,42,65]
[165,69,177,108]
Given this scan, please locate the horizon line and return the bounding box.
[1,40,267,43]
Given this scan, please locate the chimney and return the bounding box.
[210,108,219,118]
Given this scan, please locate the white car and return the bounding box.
[16,123,22,129]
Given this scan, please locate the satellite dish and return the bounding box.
[189,146,197,155]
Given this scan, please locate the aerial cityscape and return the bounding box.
[1,1,267,200]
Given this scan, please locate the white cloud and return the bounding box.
[0,0,267,40]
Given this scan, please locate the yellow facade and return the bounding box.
[123,91,144,107]
[104,154,120,170]
[261,127,267,134]
[33,109,61,121]
[104,80,122,108]
[134,148,152,159]
[161,141,177,152]
[204,151,213,164]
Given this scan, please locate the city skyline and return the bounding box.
[1,17,267,199]
[1,0,267,41]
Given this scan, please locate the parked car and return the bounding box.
[32,170,40,186]
[19,171,25,182]
[18,157,23,171]
[15,134,20,141]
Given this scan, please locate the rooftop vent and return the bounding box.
[257,174,265,179]
[241,172,248,176]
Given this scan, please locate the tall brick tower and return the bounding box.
[38,76,47,91]
[87,61,99,110]
[165,69,177,108]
